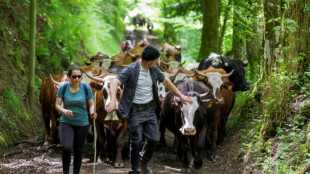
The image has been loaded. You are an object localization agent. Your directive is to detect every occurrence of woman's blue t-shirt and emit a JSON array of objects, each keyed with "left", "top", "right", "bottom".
[{"left": 56, "top": 82, "right": 93, "bottom": 126}]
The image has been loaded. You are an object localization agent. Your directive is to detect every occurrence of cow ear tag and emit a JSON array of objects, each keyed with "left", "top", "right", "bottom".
[{"left": 202, "top": 99, "right": 212, "bottom": 108}]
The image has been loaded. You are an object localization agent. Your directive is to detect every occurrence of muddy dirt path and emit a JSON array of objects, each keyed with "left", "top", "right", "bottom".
[
  {"left": 0, "top": 129, "right": 244, "bottom": 174},
  {"left": 0, "top": 28, "right": 244, "bottom": 174}
]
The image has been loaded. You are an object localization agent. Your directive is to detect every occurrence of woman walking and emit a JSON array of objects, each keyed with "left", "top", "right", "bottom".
[{"left": 55, "top": 65, "right": 97, "bottom": 174}]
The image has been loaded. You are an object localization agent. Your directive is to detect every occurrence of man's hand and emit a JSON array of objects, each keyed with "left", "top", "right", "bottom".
[
  {"left": 106, "top": 100, "right": 116, "bottom": 113},
  {"left": 180, "top": 95, "right": 193, "bottom": 105}
]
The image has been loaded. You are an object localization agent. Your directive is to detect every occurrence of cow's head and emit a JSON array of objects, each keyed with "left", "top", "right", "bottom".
[
  {"left": 161, "top": 60, "right": 185, "bottom": 70},
  {"left": 92, "top": 59, "right": 119, "bottom": 70},
  {"left": 84, "top": 70, "right": 122, "bottom": 113},
  {"left": 196, "top": 70, "right": 234, "bottom": 103},
  {"left": 230, "top": 59, "right": 250, "bottom": 91},
  {"left": 173, "top": 91, "right": 213, "bottom": 136}
]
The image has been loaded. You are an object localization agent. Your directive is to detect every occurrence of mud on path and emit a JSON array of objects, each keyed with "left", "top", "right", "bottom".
[{"left": 0, "top": 127, "right": 244, "bottom": 174}]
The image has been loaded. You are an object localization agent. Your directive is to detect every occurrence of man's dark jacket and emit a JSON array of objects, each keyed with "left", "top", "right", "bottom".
[{"left": 116, "top": 61, "right": 165, "bottom": 118}]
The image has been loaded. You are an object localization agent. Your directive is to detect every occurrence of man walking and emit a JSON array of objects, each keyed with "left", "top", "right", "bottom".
[{"left": 106, "top": 45, "right": 192, "bottom": 174}]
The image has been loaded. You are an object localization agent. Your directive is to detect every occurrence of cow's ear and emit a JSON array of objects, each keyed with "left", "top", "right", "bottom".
[
  {"left": 90, "top": 82, "right": 103, "bottom": 90},
  {"left": 201, "top": 99, "right": 213, "bottom": 109},
  {"left": 222, "top": 82, "right": 234, "bottom": 90},
  {"left": 173, "top": 96, "right": 180, "bottom": 106}
]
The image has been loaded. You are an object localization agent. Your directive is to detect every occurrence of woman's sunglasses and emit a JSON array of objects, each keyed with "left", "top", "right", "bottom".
[{"left": 71, "top": 75, "right": 82, "bottom": 79}]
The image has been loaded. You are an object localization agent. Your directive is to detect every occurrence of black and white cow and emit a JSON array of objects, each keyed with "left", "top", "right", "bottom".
[
  {"left": 160, "top": 77, "right": 217, "bottom": 172},
  {"left": 198, "top": 53, "right": 250, "bottom": 91}
]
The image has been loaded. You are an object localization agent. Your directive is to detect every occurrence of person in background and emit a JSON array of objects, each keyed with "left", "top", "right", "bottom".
[
  {"left": 174, "top": 45, "right": 182, "bottom": 62},
  {"left": 105, "top": 46, "right": 193, "bottom": 174},
  {"left": 139, "top": 38, "right": 149, "bottom": 47},
  {"left": 55, "top": 65, "right": 97, "bottom": 174},
  {"left": 121, "top": 41, "right": 126, "bottom": 52},
  {"left": 123, "top": 40, "right": 133, "bottom": 53},
  {"left": 126, "top": 32, "right": 136, "bottom": 47}
]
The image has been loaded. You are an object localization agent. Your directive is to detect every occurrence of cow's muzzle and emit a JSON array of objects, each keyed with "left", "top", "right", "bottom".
[{"left": 183, "top": 128, "right": 196, "bottom": 136}]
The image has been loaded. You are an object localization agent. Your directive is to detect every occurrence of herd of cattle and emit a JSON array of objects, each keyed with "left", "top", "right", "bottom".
[{"left": 40, "top": 44, "right": 250, "bottom": 172}]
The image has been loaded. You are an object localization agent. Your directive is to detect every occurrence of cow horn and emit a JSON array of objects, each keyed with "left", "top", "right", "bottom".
[
  {"left": 199, "top": 91, "right": 210, "bottom": 98},
  {"left": 111, "top": 59, "right": 119, "bottom": 62},
  {"left": 169, "top": 68, "right": 180, "bottom": 78},
  {"left": 128, "top": 51, "right": 139, "bottom": 58},
  {"left": 243, "top": 60, "right": 248, "bottom": 66},
  {"left": 50, "top": 74, "right": 60, "bottom": 85},
  {"left": 161, "top": 61, "right": 169, "bottom": 65},
  {"left": 222, "top": 70, "right": 234, "bottom": 78},
  {"left": 196, "top": 70, "right": 207, "bottom": 77},
  {"left": 83, "top": 69, "right": 104, "bottom": 82},
  {"left": 186, "top": 72, "right": 196, "bottom": 77}
]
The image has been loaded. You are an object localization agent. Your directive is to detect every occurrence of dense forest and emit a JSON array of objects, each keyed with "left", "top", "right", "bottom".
[{"left": 0, "top": 0, "right": 309, "bottom": 173}]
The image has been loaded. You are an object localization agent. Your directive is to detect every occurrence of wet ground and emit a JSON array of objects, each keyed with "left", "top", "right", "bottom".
[{"left": 0, "top": 129, "right": 244, "bottom": 174}]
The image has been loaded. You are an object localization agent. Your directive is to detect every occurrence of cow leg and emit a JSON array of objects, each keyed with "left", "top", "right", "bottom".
[
  {"left": 42, "top": 113, "right": 50, "bottom": 147},
  {"left": 158, "top": 119, "right": 167, "bottom": 148},
  {"left": 193, "top": 125, "right": 207, "bottom": 169},
  {"left": 114, "top": 121, "right": 127, "bottom": 168},
  {"left": 179, "top": 135, "right": 190, "bottom": 171},
  {"left": 105, "top": 131, "right": 115, "bottom": 162},
  {"left": 210, "top": 128, "right": 219, "bottom": 162},
  {"left": 96, "top": 122, "right": 106, "bottom": 163},
  {"left": 50, "top": 111, "right": 60, "bottom": 145}
]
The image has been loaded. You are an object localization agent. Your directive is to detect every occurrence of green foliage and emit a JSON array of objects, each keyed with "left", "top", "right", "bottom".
[
  {"left": 36, "top": 0, "right": 125, "bottom": 71},
  {"left": 0, "top": 88, "right": 36, "bottom": 147}
]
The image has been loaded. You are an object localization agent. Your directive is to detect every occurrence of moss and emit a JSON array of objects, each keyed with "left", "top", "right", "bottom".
[
  {"left": 300, "top": 101, "right": 310, "bottom": 119},
  {"left": 264, "top": 139, "right": 273, "bottom": 153}
]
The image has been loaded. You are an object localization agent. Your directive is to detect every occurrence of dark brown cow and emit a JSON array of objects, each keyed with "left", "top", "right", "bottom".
[
  {"left": 40, "top": 72, "right": 68, "bottom": 146},
  {"left": 84, "top": 71, "right": 128, "bottom": 168},
  {"left": 160, "top": 77, "right": 216, "bottom": 172},
  {"left": 147, "top": 21, "right": 153, "bottom": 34}
]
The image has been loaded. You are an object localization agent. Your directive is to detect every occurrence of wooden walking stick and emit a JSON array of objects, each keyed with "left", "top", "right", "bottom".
[{"left": 93, "top": 91, "right": 97, "bottom": 174}]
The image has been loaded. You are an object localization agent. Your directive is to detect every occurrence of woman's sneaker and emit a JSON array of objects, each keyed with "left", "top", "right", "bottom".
[
  {"left": 141, "top": 167, "right": 153, "bottom": 174},
  {"left": 128, "top": 169, "right": 141, "bottom": 174}
]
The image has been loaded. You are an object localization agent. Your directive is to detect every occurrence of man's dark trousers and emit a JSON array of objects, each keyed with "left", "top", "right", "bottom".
[{"left": 128, "top": 102, "right": 159, "bottom": 171}]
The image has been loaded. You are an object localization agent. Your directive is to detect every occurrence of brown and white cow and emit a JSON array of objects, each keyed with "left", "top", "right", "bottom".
[
  {"left": 160, "top": 77, "right": 216, "bottom": 172},
  {"left": 84, "top": 71, "right": 127, "bottom": 168},
  {"left": 86, "top": 52, "right": 119, "bottom": 70},
  {"left": 196, "top": 67, "right": 235, "bottom": 144}
]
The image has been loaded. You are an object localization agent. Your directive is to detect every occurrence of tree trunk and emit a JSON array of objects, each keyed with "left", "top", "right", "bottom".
[
  {"left": 198, "top": 0, "right": 220, "bottom": 61},
  {"left": 114, "top": 0, "right": 119, "bottom": 31},
  {"left": 219, "top": 0, "right": 232, "bottom": 53},
  {"left": 282, "top": 0, "right": 310, "bottom": 73},
  {"left": 28, "top": 0, "right": 36, "bottom": 110},
  {"left": 245, "top": 0, "right": 264, "bottom": 79},
  {"left": 263, "top": 0, "right": 281, "bottom": 76}
]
